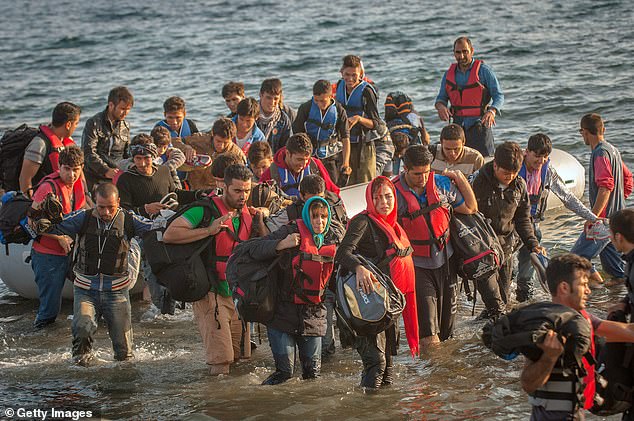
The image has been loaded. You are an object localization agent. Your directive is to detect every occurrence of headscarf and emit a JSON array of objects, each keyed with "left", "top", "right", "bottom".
[
  {"left": 130, "top": 143, "right": 158, "bottom": 158},
  {"left": 301, "top": 196, "right": 331, "bottom": 249},
  {"left": 363, "top": 176, "right": 419, "bottom": 356}
]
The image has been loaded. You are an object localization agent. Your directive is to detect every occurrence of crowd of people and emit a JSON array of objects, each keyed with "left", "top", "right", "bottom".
[{"left": 3, "top": 35, "right": 634, "bottom": 420}]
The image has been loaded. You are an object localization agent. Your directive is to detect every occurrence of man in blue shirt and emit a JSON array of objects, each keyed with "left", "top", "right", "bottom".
[
  {"left": 394, "top": 145, "right": 478, "bottom": 346},
  {"left": 435, "top": 36, "right": 504, "bottom": 157}
]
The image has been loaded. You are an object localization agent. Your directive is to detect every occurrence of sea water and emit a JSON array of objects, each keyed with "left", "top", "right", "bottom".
[{"left": 0, "top": 0, "right": 633, "bottom": 419}]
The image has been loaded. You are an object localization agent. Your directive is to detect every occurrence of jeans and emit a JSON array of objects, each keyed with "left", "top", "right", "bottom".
[
  {"left": 31, "top": 249, "right": 71, "bottom": 324},
  {"left": 570, "top": 230, "right": 625, "bottom": 279},
  {"left": 72, "top": 286, "right": 133, "bottom": 361},
  {"left": 267, "top": 326, "right": 321, "bottom": 379},
  {"left": 517, "top": 222, "right": 542, "bottom": 301},
  {"left": 142, "top": 254, "right": 175, "bottom": 315},
  {"left": 464, "top": 120, "right": 495, "bottom": 157},
  {"left": 321, "top": 289, "right": 336, "bottom": 356}
]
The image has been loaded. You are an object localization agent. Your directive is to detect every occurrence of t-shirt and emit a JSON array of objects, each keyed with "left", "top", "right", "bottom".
[{"left": 24, "top": 135, "right": 48, "bottom": 164}]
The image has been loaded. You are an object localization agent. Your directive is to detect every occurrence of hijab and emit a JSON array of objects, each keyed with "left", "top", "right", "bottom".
[{"left": 301, "top": 196, "right": 331, "bottom": 249}]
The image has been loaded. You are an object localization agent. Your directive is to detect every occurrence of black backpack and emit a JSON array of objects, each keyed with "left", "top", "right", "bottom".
[
  {"left": 142, "top": 199, "right": 219, "bottom": 302},
  {"left": 591, "top": 310, "right": 634, "bottom": 416},
  {"left": 335, "top": 255, "right": 405, "bottom": 337},
  {"left": 482, "top": 302, "right": 592, "bottom": 372},
  {"left": 450, "top": 211, "right": 504, "bottom": 281},
  {"left": 0, "top": 191, "right": 39, "bottom": 250},
  {"left": 384, "top": 91, "right": 423, "bottom": 144},
  {"left": 0, "top": 124, "right": 41, "bottom": 192},
  {"left": 0, "top": 177, "right": 62, "bottom": 253},
  {"left": 226, "top": 238, "right": 281, "bottom": 323}
]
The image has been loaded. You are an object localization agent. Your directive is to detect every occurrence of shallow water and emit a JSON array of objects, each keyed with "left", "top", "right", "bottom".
[
  {"left": 0, "top": 209, "right": 627, "bottom": 420},
  {"left": 1, "top": 0, "right": 633, "bottom": 419}
]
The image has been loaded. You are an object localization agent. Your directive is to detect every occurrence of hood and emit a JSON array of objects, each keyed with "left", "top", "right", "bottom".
[{"left": 273, "top": 146, "right": 290, "bottom": 170}]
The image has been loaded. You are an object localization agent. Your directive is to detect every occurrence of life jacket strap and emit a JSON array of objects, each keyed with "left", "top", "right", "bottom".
[{"left": 404, "top": 202, "right": 441, "bottom": 220}]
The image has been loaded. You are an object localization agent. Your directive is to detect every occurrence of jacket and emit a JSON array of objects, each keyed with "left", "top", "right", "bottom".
[
  {"left": 471, "top": 161, "right": 538, "bottom": 254},
  {"left": 260, "top": 147, "right": 340, "bottom": 197},
  {"left": 81, "top": 108, "right": 130, "bottom": 187},
  {"left": 241, "top": 223, "right": 338, "bottom": 336}
]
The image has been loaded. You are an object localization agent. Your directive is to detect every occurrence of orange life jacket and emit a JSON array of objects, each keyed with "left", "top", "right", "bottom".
[
  {"left": 445, "top": 59, "right": 489, "bottom": 118},
  {"left": 291, "top": 219, "right": 336, "bottom": 305},
  {"left": 393, "top": 173, "right": 451, "bottom": 257},
  {"left": 210, "top": 195, "right": 252, "bottom": 280},
  {"left": 581, "top": 309, "right": 596, "bottom": 410},
  {"left": 39, "top": 125, "right": 76, "bottom": 172},
  {"left": 35, "top": 172, "right": 86, "bottom": 253}
]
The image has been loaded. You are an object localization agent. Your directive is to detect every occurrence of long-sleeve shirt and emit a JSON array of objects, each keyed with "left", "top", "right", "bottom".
[
  {"left": 590, "top": 141, "right": 633, "bottom": 218},
  {"left": 52, "top": 209, "right": 152, "bottom": 291},
  {"left": 435, "top": 59, "right": 504, "bottom": 130},
  {"left": 545, "top": 163, "right": 597, "bottom": 222}
]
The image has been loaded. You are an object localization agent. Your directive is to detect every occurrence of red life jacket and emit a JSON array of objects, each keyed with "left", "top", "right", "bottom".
[
  {"left": 393, "top": 173, "right": 451, "bottom": 258},
  {"left": 210, "top": 195, "right": 252, "bottom": 281},
  {"left": 35, "top": 172, "right": 86, "bottom": 254},
  {"left": 291, "top": 219, "right": 336, "bottom": 305},
  {"left": 581, "top": 309, "right": 596, "bottom": 410},
  {"left": 445, "top": 59, "right": 489, "bottom": 118},
  {"left": 39, "top": 125, "right": 76, "bottom": 172}
]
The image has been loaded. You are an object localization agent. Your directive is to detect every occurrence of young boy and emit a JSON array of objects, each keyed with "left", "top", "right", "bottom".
[
  {"left": 334, "top": 55, "right": 383, "bottom": 185},
  {"left": 256, "top": 78, "right": 292, "bottom": 153},
  {"left": 177, "top": 118, "right": 245, "bottom": 190},
  {"left": 150, "top": 126, "right": 186, "bottom": 188},
  {"left": 222, "top": 81, "right": 245, "bottom": 118},
  {"left": 155, "top": 96, "right": 199, "bottom": 138},
  {"left": 293, "top": 79, "right": 351, "bottom": 185},
  {"left": 233, "top": 98, "right": 266, "bottom": 155},
  {"left": 247, "top": 141, "right": 273, "bottom": 182}
]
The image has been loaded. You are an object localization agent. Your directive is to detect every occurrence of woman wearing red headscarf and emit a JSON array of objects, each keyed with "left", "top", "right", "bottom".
[{"left": 335, "top": 176, "right": 418, "bottom": 388}]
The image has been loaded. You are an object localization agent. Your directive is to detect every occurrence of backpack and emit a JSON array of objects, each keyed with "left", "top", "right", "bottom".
[
  {"left": 335, "top": 255, "right": 405, "bottom": 337},
  {"left": 482, "top": 302, "right": 592, "bottom": 371},
  {"left": 0, "top": 178, "right": 63, "bottom": 252},
  {"left": 0, "top": 191, "right": 39, "bottom": 250},
  {"left": 449, "top": 211, "right": 504, "bottom": 281},
  {"left": 226, "top": 238, "right": 281, "bottom": 323},
  {"left": 384, "top": 91, "right": 423, "bottom": 144},
  {"left": 142, "top": 199, "right": 219, "bottom": 302},
  {"left": 0, "top": 124, "right": 41, "bottom": 192},
  {"left": 590, "top": 310, "right": 634, "bottom": 416}
]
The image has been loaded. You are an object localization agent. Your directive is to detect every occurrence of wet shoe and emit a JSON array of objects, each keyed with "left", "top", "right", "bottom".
[
  {"left": 73, "top": 353, "right": 94, "bottom": 367},
  {"left": 250, "top": 340, "right": 258, "bottom": 352},
  {"left": 261, "top": 371, "right": 292, "bottom": 385},
  {"left": 33, "top": 318, "right": 55, "bottom": 330},
  {"left": 476, "top": 309, "right": 503, "bottom": 322}
]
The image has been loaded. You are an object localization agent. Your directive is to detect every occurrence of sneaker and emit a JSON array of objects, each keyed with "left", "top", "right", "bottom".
[
  {"left": 261, "top": 371, "right": 292, "bottom": 385},
  {"left": 33, "top": 318, "right": 55, "bottom": 330}
]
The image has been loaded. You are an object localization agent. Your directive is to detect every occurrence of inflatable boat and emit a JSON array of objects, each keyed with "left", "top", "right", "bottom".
[
  {"left": 0, "top": 148, "right": 585, "bottom": 300},
  {"left": 338, "top": 148, "right": 586, "bottom": 218}
]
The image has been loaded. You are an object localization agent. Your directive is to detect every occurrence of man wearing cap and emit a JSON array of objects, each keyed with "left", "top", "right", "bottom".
[{"left": 116, "top": 134, "right": 204, "bottom": 314}]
